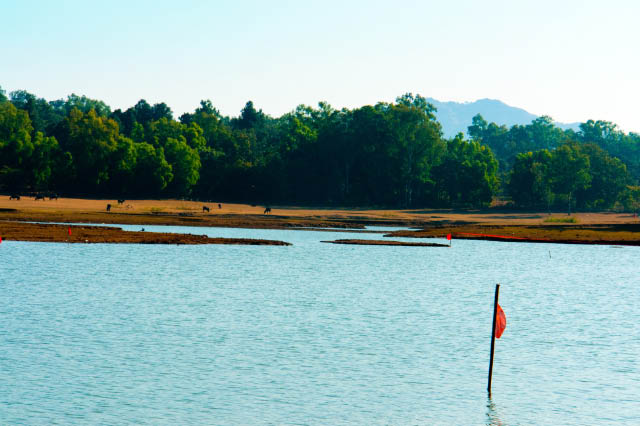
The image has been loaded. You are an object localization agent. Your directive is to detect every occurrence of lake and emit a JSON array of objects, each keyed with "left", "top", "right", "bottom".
[{"left": 1, "top": 225, "right": 638, "bottom": 425}]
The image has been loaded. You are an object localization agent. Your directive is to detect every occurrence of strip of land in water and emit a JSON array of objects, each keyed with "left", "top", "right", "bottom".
[
  {"left": 0, "top": 195, "right": 639, "bottom": 245},
  {"left": 322, "top": 239, "right": 449, "bottom": 247},
  {"left": 0, "top": 221, "right": 291, "bottom": 245},
  {"left": 385, "top": 224, "right": 640, "bottom": 246}
]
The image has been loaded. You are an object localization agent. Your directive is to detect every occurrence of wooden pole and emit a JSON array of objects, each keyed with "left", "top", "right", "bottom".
[{"left": 487, "top": 283, "right": 500, "bottom": 394}]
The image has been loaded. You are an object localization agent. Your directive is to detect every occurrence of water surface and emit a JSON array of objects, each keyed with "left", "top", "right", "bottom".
[{"left": 1, "top": 226, "right": 638, "bottom": 425}]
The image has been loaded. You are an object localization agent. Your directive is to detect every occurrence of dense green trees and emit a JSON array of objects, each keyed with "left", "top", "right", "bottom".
[
  {"left": 468, "top": 114, "right": 568, "bottom": 171},
  {"left": 508, "top": 142, "right": 630, "bottom": 211},
  {"left": 1, "top": 86, "right": 638, "bottom": 210},
  {"left": 433, "top": 135, "right": 498, "bottom": 207},
  {"left": 472, "top": 114, "right": 639, "bottom": 210},
  {"left": 0, "top": 101, "right": 63, "bottom": 190},
  {"left": 508, "top": 150, "right": 553, "bottom": 209}
]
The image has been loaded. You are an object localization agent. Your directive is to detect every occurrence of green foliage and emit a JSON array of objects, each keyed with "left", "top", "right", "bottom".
[
  {"left": 0, "top": 101, "right": 66, "bottom": 191},
  {"left": 549, "top": 142, "right": 591, "bottom": 212},
  {"left": 386, "top": 100, "right": 444, "bottom": 206},
  {"left": 578, "top": 120, "right": 640, "bottom": 181},
  {"left": 574, "top": 144, "right": 628, "bottom": 209},
  {"left": 617, "top": 186, "right": 640, "bottom": 212},
  {"left": 468, "top": 113, "right": 567, "bottom": 171},
  {"left": 164, "top": 137, "right": 201, "bottom": 195},
  {"left": 2, "top": 85, "right": 638, "bottom": 211},
  {"left": 508, "top": 150, "right": 553, "bottom": 209},
  {"left": 53, "top": 108, "right": 121, "bottom": 192},
  {"left": 62, "top": 94, "right": 111, "bottom": 117},
  {"left": 508, "top": 142, "right": 630, "bottom": 210},
  {"left": 543, "top": 216, "right": 579, "bottom": 223},
  {"left": 132, "top": 143, "right": 173, "bottom": 195},
  {"left": 433, "top": 135, "right": 499, "bottom": 207},
  {"left": 233, "top": 101, "right": 263, "bottom": 130},
  {"left": 0, "top": 102, "right": 35, "bottom": 189}
]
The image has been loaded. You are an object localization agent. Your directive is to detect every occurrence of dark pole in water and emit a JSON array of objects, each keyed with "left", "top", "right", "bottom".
[{"left": 488, "top": 284, "right": 500, "bottom": 395}]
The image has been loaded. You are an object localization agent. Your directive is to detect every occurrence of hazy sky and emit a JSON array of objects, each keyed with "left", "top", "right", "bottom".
[{"left": 2, "top": 0, "right": 638, "bottom": 132}]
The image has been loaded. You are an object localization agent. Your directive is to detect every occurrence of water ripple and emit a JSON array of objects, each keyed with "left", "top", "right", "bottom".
[{"left": 1, "top": 229, "right": 639, "bottom": 425}]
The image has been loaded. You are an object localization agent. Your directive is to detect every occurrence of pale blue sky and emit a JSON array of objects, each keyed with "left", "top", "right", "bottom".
[{"left": 2, "top": 0, "right": 638, "bottom": 132}]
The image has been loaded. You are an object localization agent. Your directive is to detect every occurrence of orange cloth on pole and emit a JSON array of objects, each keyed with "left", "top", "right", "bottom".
[
  {"left": 495, "top": 303, "right": 506, "bottom": 338},
  {"left": 446, "top": 233, "right": 452, "bottom": 240}
]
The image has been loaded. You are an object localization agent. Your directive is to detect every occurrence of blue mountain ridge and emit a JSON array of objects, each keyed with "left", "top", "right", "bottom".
[{"left": 426, "top": 97, "right": 580, "bottom": 138}]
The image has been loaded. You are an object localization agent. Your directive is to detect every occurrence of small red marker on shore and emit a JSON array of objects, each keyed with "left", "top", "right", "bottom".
[{"left": 68, "top": 226, "right": 72, "bottom": 236}]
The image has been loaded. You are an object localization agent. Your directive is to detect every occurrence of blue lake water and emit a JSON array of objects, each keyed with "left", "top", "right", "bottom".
[{"left": 1, "top": 226, "right": 639, "bottom": 425}]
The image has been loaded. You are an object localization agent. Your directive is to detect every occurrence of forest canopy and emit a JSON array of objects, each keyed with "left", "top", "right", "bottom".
[{"left": 1, "top": 85, "right": 639, "bottom": 211}]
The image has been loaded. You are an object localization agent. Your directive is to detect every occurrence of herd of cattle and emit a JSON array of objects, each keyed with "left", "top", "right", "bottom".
[
  {"left": 8, "top": 192, "right": 58, "bottom": 201},
  {"left": 8, "top": 194, "right": 273, "bottom": 215}
]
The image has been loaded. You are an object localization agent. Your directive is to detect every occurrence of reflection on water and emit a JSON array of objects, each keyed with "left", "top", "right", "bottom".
[
  {"left": 1, "top": 225, "right": 639, "bottom": 425},
  {"left": 487, "top": 397, "right": 505, "bottom": 426}
]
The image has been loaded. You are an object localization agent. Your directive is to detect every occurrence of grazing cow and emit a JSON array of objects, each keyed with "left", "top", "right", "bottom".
[
  {"left": 9, "top": 194, "right": 20, "bottom": 200},
  {"left": 106, "top": 203, "right": 111, "bottom": 212},
  {"left": 263, "top": 207, "right": 271, "bottom": 214},
  {"left": 218, "top": 203, "right": 222, "bottom": 209},
  {"left": 203, "top": 206, "right": 210, "bottom": 212},
  {"left": 34, "top": 194, "right": 45, "bottom": 200},
  {"left": 117, "top": 199, "right": 125, "bottom": 204}
]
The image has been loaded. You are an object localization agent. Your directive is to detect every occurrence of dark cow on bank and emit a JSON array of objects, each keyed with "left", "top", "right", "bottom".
[
  {"left": 218, "top": 203, "right": 222, "bottom": 209},
  {"left": 106, "top": 204, "right": 112, "bottom": 212},
  {"left": 203, "top": 206, "right": 210, "bottom": 212},
  {"left": 263, "top": 207, "right": 271, "bottom": 214},
  {"left": 9, "top": 194, "right": 20, "bottom": 200},
  {"left": 34, "top": 194, "right": 45, "bottom": 200},
  {"left": 117, "top": 199, "right": 125, "bottom": 204}
]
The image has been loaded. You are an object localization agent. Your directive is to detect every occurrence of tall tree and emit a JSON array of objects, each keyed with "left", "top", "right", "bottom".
[
  {"left": 575, "top": 144, "right": 628, "bottom": 209},
  {"left": 508, "top": 150, "right": 553, "bottom": 209},
  {"left": 52, "top": 108, "right": 121, "bottom": 193},
  {"left": 164, "top": 137, "right": 201, "bottom": 195},
  {"left": 131, "top": 143, "right": 173, "bottom": 195},
  {"left": 234, "top": 101, "right": 263, "bottom": 130},
  {"left": 550, "top": 143, "right": 591, "bottom": 214},
  {"left": 433, "top": 135, "right": 499, "bottom": 207}
]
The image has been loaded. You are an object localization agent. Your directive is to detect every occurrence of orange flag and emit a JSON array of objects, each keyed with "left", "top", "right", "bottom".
[
  {"left": 446, "top": 233, "right": 452, "bottom": 240},
  {"left": 495, "top": 303, "right": 506, "bottom": 338},
  {"left": 68, "top": 226, "right": 72, "bottom": 236}
]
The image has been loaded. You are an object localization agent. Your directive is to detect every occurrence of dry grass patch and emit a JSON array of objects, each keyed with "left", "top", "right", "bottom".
[
  {"left": 176, "top": 204, "right": 198, "bottom": 211},
  {"left": 544, "top": 216, "right": 579, "bottom": 223}
]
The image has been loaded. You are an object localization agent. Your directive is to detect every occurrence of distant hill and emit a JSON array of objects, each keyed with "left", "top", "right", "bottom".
[{"left": 426, "top": 98, "right": 581, "bottom": 138}]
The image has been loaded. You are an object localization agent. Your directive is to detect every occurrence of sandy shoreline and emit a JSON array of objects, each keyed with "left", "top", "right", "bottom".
[{"left": 1, "top": 195, "right": 639, "bottom": 245}]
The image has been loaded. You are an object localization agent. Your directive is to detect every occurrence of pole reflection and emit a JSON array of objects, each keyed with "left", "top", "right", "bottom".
[{"left": 486, "top": 396, "right": 506, "bottom": 426}]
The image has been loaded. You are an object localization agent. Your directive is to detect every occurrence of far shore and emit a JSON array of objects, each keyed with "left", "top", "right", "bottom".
[{"left": 1, "top": 195, "right": 639, "bottom": 245}]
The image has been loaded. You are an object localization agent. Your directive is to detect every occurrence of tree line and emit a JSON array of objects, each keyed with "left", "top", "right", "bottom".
[
  {"left": 1, "top": 85, "right": 639, "bottom": 211},
  {"left": 469, "top": 114, "right": 640, "bottom": 211}
]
